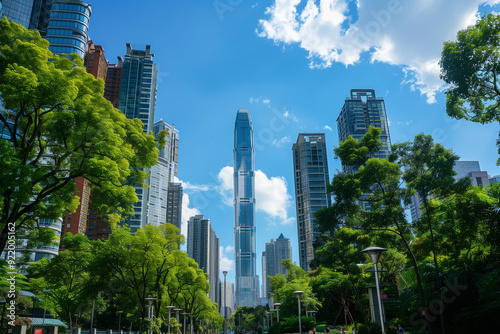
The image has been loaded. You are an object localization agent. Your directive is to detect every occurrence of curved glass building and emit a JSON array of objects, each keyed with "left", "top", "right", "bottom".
[
  {"left": 45, "top": 0, "right": 91, "bottom": 59},
  {"left": 233, "top": 109, "right": 257, "bottom": 307}
]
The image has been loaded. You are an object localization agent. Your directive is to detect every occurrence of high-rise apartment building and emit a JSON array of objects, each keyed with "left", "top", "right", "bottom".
[
  {"left": 187, "top": 215, "right": 220, "bottom": 306},
  {"left": 119, "top": 44, "right": 158, "bottom": 233},
  {"left": 45, "top": 0, "right": 91, "bottom": 59},
  {"left": 104, "top": 57, "right": 123, "bottom": 109},
  {"left": 262, "top": 233, "right": 292, "bottom": 297},
  {"left": 166, "top": 182, "right": 183, "bottom": 230},
  {"left": 233, "top": 109, "right": 257, "bottom": 307},
  {"left": 85, "top": 41, "right": 107, "bottom": 80},
  {"left": 61, "top": 176, "right": 90, "bottom": 236},
  {"left": 337, "top": 89, "right": 391, "bottom": 174},
  {"left": 292, "top": 134, "right": 331, "bottom": 271}
]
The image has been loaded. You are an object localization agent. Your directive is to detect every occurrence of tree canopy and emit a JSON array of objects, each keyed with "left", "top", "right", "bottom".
[{"left": 0, "top": 18, "right": 164, "bottom": 253}]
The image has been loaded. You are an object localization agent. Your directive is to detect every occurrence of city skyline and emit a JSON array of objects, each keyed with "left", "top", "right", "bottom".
[{"left": 3, "top": 1, "right": 500, "bottom": 292}]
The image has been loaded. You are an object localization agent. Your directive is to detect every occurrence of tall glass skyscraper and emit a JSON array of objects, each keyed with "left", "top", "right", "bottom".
[
  {"left": 119, "top": 44, "right": 158, "bottom": 233},
  {"left": 45, "top": 0, "right": 91, "bottom": 59},
  {"left": 292, "top": 134, "right": 331, "bottom": 271},
  {"left": 233, "top": 109, "right": 257, "bottom": 307}
]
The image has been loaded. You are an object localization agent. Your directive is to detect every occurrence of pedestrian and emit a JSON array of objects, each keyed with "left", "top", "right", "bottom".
[
  {"left": 352, "top": 327, "right": 357, "bottom": 334},
  {"left": 397, "top": 324, "right": 405, "bottom": 334},
  {"left": 324, "top": 326, "right": 330, "bottom": 334},
  {"left": 312, "top": 327, "right": 316, "bottom": 334}
]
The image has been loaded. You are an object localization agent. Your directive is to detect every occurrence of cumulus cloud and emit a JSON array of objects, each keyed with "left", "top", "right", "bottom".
[
  {"left": 283, "top": 110, "right": 299, "bottom": 122},
  {"left": 217, "top": 166, "right": 294, "bottom": 224},
  {"left": 324, "top": 125, "right": 333, "bottom": 131},
  {"left": 257, "top": 0, "right": 499, "bottom": 103},
  {"left": 220, "top": 245, "right": 235, "bottom": 271}
]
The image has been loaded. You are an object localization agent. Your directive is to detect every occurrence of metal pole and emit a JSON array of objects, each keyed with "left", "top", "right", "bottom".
[
  {"left": 374, "top": 263, "right": 386, "bottom": 334},
  {"left": 118, "top": 311, "right": 122, "bottom": 332},
  {"left": 190, "top": 315, "right": 193, "bottom": 334},
  {"left": 298, "top": 296, "right": 302, "bottom": 334},
  {"left": 168, "top": 308, "right": 172, "bottom": 334},
  {"left": 183, "top": 314, "right": 187, "bottom": 334},
  {"left": 90, "top": 299, "right": 95, "bottom": 329},
  {"left": 223, "top": 271, "right": 227, "bottom": 334}
]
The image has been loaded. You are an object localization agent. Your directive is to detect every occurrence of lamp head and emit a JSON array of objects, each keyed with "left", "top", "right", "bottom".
[
  {"left": 223, "top": 271, "right": 228, "bottom": 276},
  {"left": 361, "top": 246, "right": 388, "bottom": 264}
]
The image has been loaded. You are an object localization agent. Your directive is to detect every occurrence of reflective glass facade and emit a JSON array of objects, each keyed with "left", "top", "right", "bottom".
[
  {"left": 148, "top": 120, "right": 179, "bottom": 226},
  {"left": 45, "top": 0, "right": 91, "bottom": 59},
  {"left": 233, "top": 109, "right": 257, "bottom": 307},
  {"left": 1, "top": 0, "right": 35, "bottom": 27},
  {"left": 292, "top": 134, "right": 331, "bottom": 271}
]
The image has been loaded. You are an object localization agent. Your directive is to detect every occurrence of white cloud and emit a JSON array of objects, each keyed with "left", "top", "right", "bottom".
[
  {"left": 263, "top": 98, "right": 271, "bottom": 104},
  {"left": 217, "top": 166, "right": 294, "bottom": 224},
  {"left": 218, "top": 166, "right": 234, "bottom": 206},
  {"left": 258, "top": 0, "right": 498, "bottom": 103},
  {"left": 220, "top": 245, "right": 235, "bottom": 271},
  {"left": 272, "top": 136, "right": 291, "bottom": 147},
  {"left": 283, "top": 110, "right": 299, "bottom": 122},
  {"left": 181, "top": 192, "right": 201, "bottom": 241},
  {"left": 324, "top": 125, "right": 333, "bottom": 131}
]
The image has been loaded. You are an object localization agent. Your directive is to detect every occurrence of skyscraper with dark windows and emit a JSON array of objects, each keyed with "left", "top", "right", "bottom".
[
  {"left": 292, "top": 134, "right": 331, "bottom": 271},
  {"left": 337, "top": 89, "right": 391, "bottom": 174},
  {"left": 233, "top": 109, "right": 257, "bottom": 307},
  {"left": 119, "top": 44, "right": 158, "bottom": 233},
  {"left": 187, "top": 215, "right": 220, "bottom": 306}
]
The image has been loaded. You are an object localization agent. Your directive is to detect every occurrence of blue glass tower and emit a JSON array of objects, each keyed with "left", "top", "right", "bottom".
[{"left": 233, "top": 109, "right": 257, "bottom": 307}]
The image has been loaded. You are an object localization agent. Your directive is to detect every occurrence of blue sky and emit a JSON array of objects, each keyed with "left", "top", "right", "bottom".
[{"left": 90, "top": 0, "right": 500, "bottom": 289}]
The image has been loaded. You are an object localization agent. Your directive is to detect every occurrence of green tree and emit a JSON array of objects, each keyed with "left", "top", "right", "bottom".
[
  {"left": 28, "top": 233, "right": 94, "bottom": 328},
  {"left": 440, "top": 14, "right": 500, "bottom": 161},
  {"left": 0, "top": 18, "right": 163, "bottom": 253}
]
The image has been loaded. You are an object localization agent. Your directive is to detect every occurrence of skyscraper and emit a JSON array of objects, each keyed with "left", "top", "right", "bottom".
[
  {"left": 45, "top": 0, "right": 91, "bottom": 59},
  {"left": 119, "top": 44, "right": 158, "bottom": 233},
  {"left": 262, "top": 233, "right": 292, "bottom": 298},
  {"left": 187, "top": 215, "right": 220, "bottom": 306},
  {"left": 233, "top": 109, "right": 257, "bottom": 307},
  {"left": 166, "top": 182, "right": 183, "bottom": 230},
  {"left": 337, "top": 89, "right": 391, "bottom": 174},
  {"left": 292, "top": 134, "right": 331, "bottom": 271},
  {"left": 148, "top": 120, "right": 179, "bottom": 226}
]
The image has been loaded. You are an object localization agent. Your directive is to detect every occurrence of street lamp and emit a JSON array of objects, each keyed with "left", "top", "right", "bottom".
[
  {"left": 166, "top": 306, "right": 175, "bottom": 334},
  {"left": 117, "top": 311, "right": 123, "bottom": 332},
  {"left": 274, "top": 303, "right": 282, "bottom": 322},
  {"left": 361, "top": 247, "right": 387, "bottom": 334},
  {"left": 223, "top": 271, "right": 227, "bottom": 334},
  {"left": 145, "top": 296, "right": 157, "bottom": 334},
  {"left": 294, "top": 291, "right": 304, "bottom": 334},
  {"left": 182, "top": 313, "right": 189, "bottom": 334},
  {"left": 190, "top": 314, "right": 194, "bottom": 334},
  {"left": 174, "top": 308, "right": 182, "bottom": 324}
]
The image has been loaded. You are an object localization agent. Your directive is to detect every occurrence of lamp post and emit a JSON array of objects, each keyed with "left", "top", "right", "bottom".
[
  {"left": 274, "top": 303, "right": 282, "bottom": 322},
  {"left": 145, "top": 296, "right": 157, "bottom": 334},
  {"left": 174, "top": 308, "right": 182, "bottom": 324},
  {"left": 74, "top": 314, "right": 79, "bottom": 328},
  {"left": 117, "top": 311, "right": 123, "bottom": 333},
  {"left": 361, "top": 247, "right": 387, "bottom": 334},
  {"left": 223, "top": 271, "right": 227, "bottom": 334},
  {"left": 182, "top": 313, "right": 189, "bottom": 334},
  {"left": 167, "top": 306, "right": 175, "bottom": 334},
  {"left": 294, "top": 291, "right": 304, "bottom": 334},
  {"left": 190, "top": 314, "right": 194, "bottom": 334}
]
